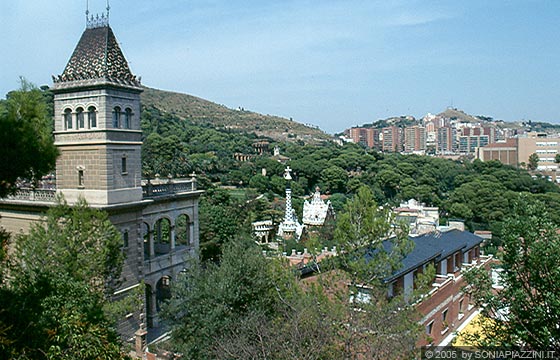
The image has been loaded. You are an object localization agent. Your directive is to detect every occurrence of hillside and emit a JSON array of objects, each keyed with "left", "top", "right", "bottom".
[
  {"left": 437, "top": 108, "right": 481, "bottom": 123},
  {"left": 141, "top": 87, "right": 331, "bottom": 143}
]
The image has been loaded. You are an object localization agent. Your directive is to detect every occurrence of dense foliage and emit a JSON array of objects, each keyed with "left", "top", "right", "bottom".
[
  {"left": 464, "top": 195, "right": 560, "bottom": 350},
  {"left": 0, "top": 198, "right": 128, "bottom": 359},
  {"left": 0, "top": 79, "right": 58, "bottom": 197},
  {"left": 165, "top": 189, "right": 427, "bottom": 359}
]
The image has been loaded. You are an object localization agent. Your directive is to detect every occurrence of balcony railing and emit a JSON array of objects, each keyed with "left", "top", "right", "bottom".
[
  {"left": 1, "top": 178, "right": 198, "bottom": 202},
  {"left": 5, "top": 188, "right": 57, "bottom": 202},
  {"left": 142, "top": 179, "right": 197, "bottom": 198}
]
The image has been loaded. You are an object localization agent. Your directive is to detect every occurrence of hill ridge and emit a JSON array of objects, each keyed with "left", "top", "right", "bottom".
[{"left": 141, "top": 86, "right": 331, "bottom": 143}]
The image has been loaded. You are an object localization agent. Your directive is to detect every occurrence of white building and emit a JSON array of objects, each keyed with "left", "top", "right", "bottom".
[
  {"left": 302, "top": 187, "right": 334, "bottom": 226},
  {"left": 394, "top": 199, "right": 439, "bottom": 235}
]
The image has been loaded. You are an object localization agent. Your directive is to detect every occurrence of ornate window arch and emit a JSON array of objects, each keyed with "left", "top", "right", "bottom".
[
  {"left": 124, "top": 107, "right": 133, "bottom": 129},
  {"left": 112, "top": 106, "right": 121, "bottom": 128},
  {"left": 76, "top": 107, "right": 85, "bottom": 129},
  {"left": 88, "top": 106, "right": 97, "bottom": 128},
  {"left": 64, "top": 108, "right": 72, "bottom": 130}
]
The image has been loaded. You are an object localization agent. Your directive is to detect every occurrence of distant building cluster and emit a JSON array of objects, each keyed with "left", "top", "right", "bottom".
[
  {"left": 342, "top": 112, "right": 560, "bottom": 179},
  {"left": 343, "top": 112, "right": 501, "bottom": 155}
]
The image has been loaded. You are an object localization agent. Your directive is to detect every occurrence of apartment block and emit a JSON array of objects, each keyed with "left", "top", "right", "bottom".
[
  {"left": 348, "top": 127, "right": 380, "bottom": 149},
  {"left": 404, "top": 126, "right": 427, "bottom": 153},
  {"left": 458, "top": 135, "right": 489, "bottom": 154},
  {"left": 382, "top": 126, "right": 403, "bottom": 152},
  {"left": 436, "top": 126, "right": 456, "bottom": 154}
]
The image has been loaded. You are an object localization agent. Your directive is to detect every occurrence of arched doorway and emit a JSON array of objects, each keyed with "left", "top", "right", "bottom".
[
  {"left": 156, "top": 275, "right": 172, "bottom": 312},
  {"left": 142, "top": 222, "right": 150, "bottom": 260},
  {"left": 175, "top": 214, "right": 191, "bottom": 247},
  {"left": 154, "top": 218, "right": 172, "bottom": 255}
]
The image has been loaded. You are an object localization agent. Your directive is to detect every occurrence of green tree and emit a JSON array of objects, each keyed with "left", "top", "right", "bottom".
[
  {"left": 199, "top": 188, "right": 243, "bottom": 260},
  {"left": 332, "top": 186, "right": 422, "bottom": 358},
  {"left": 165, "top": 237, "right": 344, "bottom": 360},
  {"left": 0, "top": 79, "right": 58, "bottom": 197},
  {"left": 320, "top": 165, "right": 348, "bottom": 194},
  {"left": 376, "top": 169, "right": 401, "bottom": 199},
  {"left": 528, "top": 152, "right": 539, "bottom": 171},
  {"left": 0, "top": 197, "right": 127, "bottom": 359},
  {"left": 249, "top": 174, "right": 270, "bottom": 192},
  {"left": 464, "top": 195, "right": 560, "bottom": 350},
  {"left": 164, "top": 239, "right": 291, "bottom": 359}
]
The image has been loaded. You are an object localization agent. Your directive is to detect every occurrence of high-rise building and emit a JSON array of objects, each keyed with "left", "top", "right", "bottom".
[
  {"left": 458, "top": 135, "right": 489, "bottom": 154},
  {"left": 436, "top": 126, "right": 455, "bottom": 154},
  {"left": 461, "top": 126, "right": 496, "bottom": 144},
  {"left": 347, "top": 127, "right": 380, "bottom": 149},
  {"left": 404, "top": 126, "right": 427, "bottom": 153},
  {"left": 382, "top": 126, "right": 403, "bottom": 152}
]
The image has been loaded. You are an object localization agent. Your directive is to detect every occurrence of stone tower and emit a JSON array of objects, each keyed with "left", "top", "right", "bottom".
[
  {"left": 52, "top": 18, "right": 143, "bottom": 205},
  {"left": 1, "top": 9, "right": 203, "bottom": 346}
]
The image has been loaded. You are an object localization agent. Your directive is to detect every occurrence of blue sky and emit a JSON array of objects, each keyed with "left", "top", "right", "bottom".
[{"left": 1, "top": 1, "right": 559, "bottom": 133}]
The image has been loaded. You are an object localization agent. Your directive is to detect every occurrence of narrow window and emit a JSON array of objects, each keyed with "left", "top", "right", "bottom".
[
  {"left": 76, "top": 107, "right": 84, "bottom": 129},
  {"left": 426, "top": 321, "right": 433, "bottom": 335},
  {"left": 88, "top": 106, "right": 97, "bottom": 128},
  {"left": 113, "top": 106, "right": 121, "bottom": 128},
  {"left": 442, "top": 309, "right": 448, "bottom": 330},
  {"left": 78, "top": 170, "right": 84, "bottom": 187},
  {"left": 123, "top": 231, "right": 129, "bottom": 248},
  {"left": 121, "top": 157, "right": 127, "bottom": 174},
  {"left": 124, "top": 108, "right": 132, "bottom": 129},
  {"left": 64, "top": 108, "right": 72, "bottom": 130}
]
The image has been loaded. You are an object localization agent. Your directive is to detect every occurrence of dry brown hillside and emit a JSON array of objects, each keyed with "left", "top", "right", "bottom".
[{"left": 141, "top": 86, "right": 331, "bottom": 142}]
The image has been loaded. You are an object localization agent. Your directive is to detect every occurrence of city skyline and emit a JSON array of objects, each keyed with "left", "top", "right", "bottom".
[{"left": 2, "top": 0, "right": 559, "bottom": 133}]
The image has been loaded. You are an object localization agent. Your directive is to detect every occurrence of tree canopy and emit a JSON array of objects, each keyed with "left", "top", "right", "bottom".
[
  {"left": 0, "top": 197, "right": 128, "bottom": 359},
  {"left": 464, "top": 195, "right": 560, "bottom": 350},
  {"left": 164, "top": 188, "right": 427, "bottom": 359},
  {"left": 0, "top": 79, "right": 58, "bottom": 197}
]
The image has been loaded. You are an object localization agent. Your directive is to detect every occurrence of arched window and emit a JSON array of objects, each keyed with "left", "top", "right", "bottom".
[
  {"left": 112, "top": 106, "right": 121, "bottom": 128},
  {"left": 76, "top": 107, "right": 84, "bottom": 129},
  {"left": 124, "top": 108, "right": 132, "bottom": 129},
  {"left": 88, "top": 106, "right": 97, "bottom": 128},
  {"left": 64, "top": 108, "right": 72, "bottom": 130}
]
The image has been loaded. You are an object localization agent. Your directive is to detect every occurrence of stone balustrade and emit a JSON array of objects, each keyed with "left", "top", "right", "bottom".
[
  {"left": 142, "top": 179, "right": 197, "bottom": 198},
  {"left": 6, "top": 188, "right": 57, "bottom": 202},
  {"left": 1, "top": 177, "right": 197, "bottom": 203}
]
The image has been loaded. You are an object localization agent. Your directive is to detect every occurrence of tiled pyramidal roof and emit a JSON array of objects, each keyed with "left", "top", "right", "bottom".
[{"left": 53, "top": 25, "right": 140, "bottom": 87}]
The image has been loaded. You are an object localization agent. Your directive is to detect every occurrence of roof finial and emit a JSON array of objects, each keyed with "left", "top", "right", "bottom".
[
  {"left": 106, "top": 0, "right": 110, "bottom": 24},
  {"left": 86, "top": 0, "right": 110, "bottom": 29}
]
